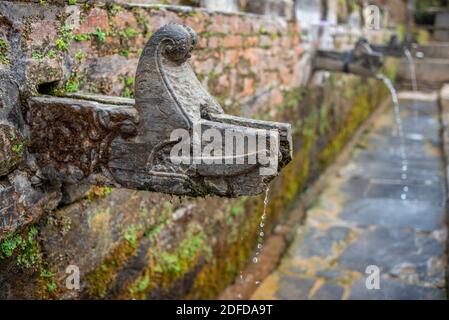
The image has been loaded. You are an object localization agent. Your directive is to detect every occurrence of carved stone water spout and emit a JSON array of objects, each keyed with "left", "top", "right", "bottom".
[
  {"left": 314, "top": 38, "right": 384, "bottom": 77},
  {"left": 25, "top": 24, "right": 293, "bottom": 198},
  {"left": 369, "top": 34, "right": 408, "bottom": 58}
]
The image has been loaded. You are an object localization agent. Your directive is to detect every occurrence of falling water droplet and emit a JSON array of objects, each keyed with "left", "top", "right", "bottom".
[
  {"left": 401, "top": 173, "right": 407, "bottom": 180},
  {"left": 236, "top": 186, "right": 270, "bottom": 299},
  {"left": 403, "top": 186, "right": 409, "bottom": 192},
  {"left": 401, "top": 193, "right": 407, "bottom": 200}
]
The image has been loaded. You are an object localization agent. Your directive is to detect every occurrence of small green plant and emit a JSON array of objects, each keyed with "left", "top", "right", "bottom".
[
  {"left": 65, "top": 78, "right": 79, "bottom": 93},
  {"left": 54, "top": 74, "right": 80, "bottom": 95},
  {"left": 55, "top": 25, "right": 73, "bottom": 52},
  {"left": 74, "top": 33, "right": 91, "bottom": 42},
  {"left": 122, "top": 27, "right": 138, "bottom": 39},
  {"left": 47, "top": 50, "right": 57, "bottom": 59},
  {"left": 93, "top": 28, "right": 107, "bottom": 43},
  {"left": 259, "top": 26, "right": 269, "bottom": 35},
  {"left": 121, "top": 76, "right": 135, "bottom": 98},
  {"left": 47, "top": 282, "right": 57, "bottom": 293},
  {"left": 0, "top": 226, "right": 41, "bottom": 269},
  {"left": 74, "top": 49, "right": 84, "bottom": 62},
  {"left": 32, "top": 51, "right": 44, "bottom": 60},
  {"left": 119, "top": 49, "right": 130, "bottom": 58},
  {"left": 11, "top": 144, "right": 23, "bottom": 154},
  {"left": 40, "top": 270, "right": 55, "bottom": 278},
  {"left": 107, "top": 4, "right": 122, "bottom": 16},
  {"left": 67, "top": 0, "right": 77, "bottom": 4},
  {"left": 55, "top": 39, "right": 67, "bottom": 51}
]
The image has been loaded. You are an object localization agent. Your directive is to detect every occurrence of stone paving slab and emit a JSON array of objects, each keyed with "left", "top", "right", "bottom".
[
  {"left": 252, "top": 95, "right": 447, "bottom": 300},
  {"left": 348, "top": 277, "right": 445, "bottom": 300},
  {"left": 340, "top": 198, "right": 445, "bottom": 231},
  {"left": 341, "top": 178, "right": 444, "bottom": 204}
]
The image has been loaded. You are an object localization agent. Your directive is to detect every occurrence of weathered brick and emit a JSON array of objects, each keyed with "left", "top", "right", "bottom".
[
  {"left": 111, "top": 10, "right": 139, "bottom": 30},
  {"left": 208, "top": 14, "right": 229, "bottom": 34},
  {"left": 224, "top": 35, "right": 241, "bottom": 48},
  {"left": 242, "top": 77, "right": 255, "bottom": 96},
  {"left": 244, "top": 36, "right": 259, "bottom": 47},
  {"left": 224, "top": 50, "right": 240, "bottom": 65},
  {"left": 184, "top": 15, "right": 206, "bottom": 34},
  {"left": 208, "top": 36, "right": 220, "bottom": 49},
  {"left": 29, "top": 20, "right": 59, "bottom": 48},
  {"left": 75, "top": 8, "right": 110, "bottom": 35},
  {"left": 259, "top": 35, "right": 272, "bottom": 48},
  {"left": 269, "top": 88, "right": 284, "bottom": 106}
]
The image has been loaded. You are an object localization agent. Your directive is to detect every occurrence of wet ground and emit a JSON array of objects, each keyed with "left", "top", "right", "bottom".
[{"left": 253, "top": 92, "right": 448, "bottom": 300}]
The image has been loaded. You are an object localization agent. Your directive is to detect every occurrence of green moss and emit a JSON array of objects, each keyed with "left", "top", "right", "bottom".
[
  {"left": 129, "top": 275, "right": 150, "bottom": 294},
  {"left": 127, "top": 228, "right": 211, "bottom": 299},
  {"left": 85, "top": 186, "right": 114, "bottom": 203},
  {"left": 67, "top": 0, "right": 77, "bottom": 4},
  {"left": 0, "top": 38, "right": 10, "bottom": 64},
  {"left": 85, "top": 239, "right": 137, "bottom": 298},
  {"left": 123, "top": 225, "right": 138, "bottom": 248}
]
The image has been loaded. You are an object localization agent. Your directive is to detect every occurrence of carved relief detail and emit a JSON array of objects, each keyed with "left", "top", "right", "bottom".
[{"left": 27, "top": 98, "right": 138, "bottom": 185}]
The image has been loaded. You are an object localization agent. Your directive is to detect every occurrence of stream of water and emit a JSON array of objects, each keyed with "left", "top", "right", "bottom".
[
  {"left": 404, "top": 48, "right": 418, "bottom": 92},
  {"left": 237, "top": 186, "right": 270, "bottom": 299},
  {"left": 377, "top": 74, "right": 409, "bottom": 201},
  {"left": 404, "top": 48, "right": 419, "bottom": 121}
]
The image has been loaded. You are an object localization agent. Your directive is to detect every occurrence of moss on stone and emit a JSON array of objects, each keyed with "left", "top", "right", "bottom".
[
  {"left": 0, "top": 38, "right": 10, "bottom": 65},
  {"left": 126, "top": 227, "right": 212, "bottom": 299},
  {"left": 85, "top": 186, "right": 114, "bottom": 203},
  {"left": 85, "top": 238, "right": 137, "bottom": 298}
]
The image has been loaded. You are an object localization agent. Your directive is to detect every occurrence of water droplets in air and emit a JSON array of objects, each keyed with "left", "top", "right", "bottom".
[{"left": 237, "top": 186, "right": 270, "bottom": 299}]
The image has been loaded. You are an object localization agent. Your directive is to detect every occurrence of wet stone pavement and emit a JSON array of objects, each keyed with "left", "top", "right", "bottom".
[{"left": 253, "top": 93, "right": 448, "bottom": 300}]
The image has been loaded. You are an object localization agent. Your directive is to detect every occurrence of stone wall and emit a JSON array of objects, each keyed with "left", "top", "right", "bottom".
[{"left": 0, "top": 0, "right": 396, "bottom": 299}]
